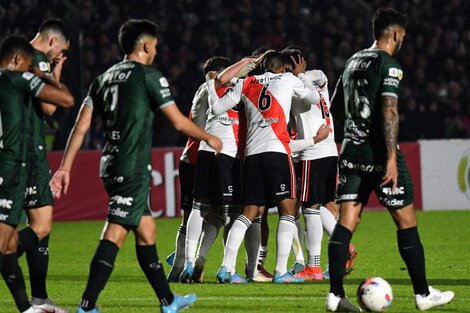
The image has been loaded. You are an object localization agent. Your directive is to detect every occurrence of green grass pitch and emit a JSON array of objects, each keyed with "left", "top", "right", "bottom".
[{"left": 1, "top": 210, "right": 469, "bottom": 312}]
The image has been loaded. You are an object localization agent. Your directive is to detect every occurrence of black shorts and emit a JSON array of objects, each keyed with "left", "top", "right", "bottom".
[
  {"left": 179, "top": 160, "right": 195, "bottom": 211},
  {"left": 0, "top": 165, "right": 27, "bottom": 226},
  {"left": 299, "top": 156, "right": 338, "bottom": 207},
  {"left": 193, "top": 151, "right": 242, "bottom": 206},
  {"left": 336, "top": 149, "right": 413, "bottom": 211},
  {"left": 243, "top": 152, "right": 296, "bottom": 206},
  {"left": 102, "top": 175, "right": 151, "bottom": 227},
  {"left": 24, "top": 152, "right": 54, "bottom": 209}
]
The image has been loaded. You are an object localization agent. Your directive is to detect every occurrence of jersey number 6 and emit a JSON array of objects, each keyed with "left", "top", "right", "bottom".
[{"left": 258, "top": 84, "right": 271, "bottom": 111}]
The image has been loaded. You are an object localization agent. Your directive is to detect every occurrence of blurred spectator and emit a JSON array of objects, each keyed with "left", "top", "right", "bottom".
[{"left": 0, "top": 0, "right": 468, "bottom": 149}]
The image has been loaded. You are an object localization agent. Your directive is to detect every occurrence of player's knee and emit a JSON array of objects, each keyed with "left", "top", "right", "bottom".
[{"left": 30, "top": 224, "right": 51, "bottom": 240}]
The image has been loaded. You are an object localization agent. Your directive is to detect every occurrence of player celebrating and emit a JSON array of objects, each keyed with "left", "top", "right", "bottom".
[
  {"left": 326, "top": 8, "right": 454, "bottom": 312},
  {"left": 16, "top": 18, "right": 70, "bottom": 312},
  {"left": 0, "top": 35, "right": 73, "bottom": 313},
  {"left": 207, "top": 51, "right": 326, "bottom": 283},
  {"left": 50, "top": 19, "right": 221, "bottom": 313}
]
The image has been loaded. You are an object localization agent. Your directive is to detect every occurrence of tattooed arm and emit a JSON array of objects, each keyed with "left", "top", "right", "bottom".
[{"left": 381, "top": 95, "right": 399, "bottom": 191}]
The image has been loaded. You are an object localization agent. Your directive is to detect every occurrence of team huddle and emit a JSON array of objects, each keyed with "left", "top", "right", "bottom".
[{"left": 0, "top": 7, "right": 454, "bottom": 313}]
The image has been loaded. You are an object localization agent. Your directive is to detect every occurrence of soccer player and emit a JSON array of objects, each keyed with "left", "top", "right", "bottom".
[
  {"left": 16, "top": 18, "right": 71, "bottom": 312},
  {"left": 326, "top": 8, "right": 454, "bottom": 312},
  {"left": 0, "top": 35, "right": 74, "bottom": 313},
  {"left": 207, "top": 51, "right": 325, "bottom": 283},
  {"left": 167, "top": 56, "right": 231, "bottom": 282},
  {"left": 49, "top": 19, "right": 221, "bottom": 313}
]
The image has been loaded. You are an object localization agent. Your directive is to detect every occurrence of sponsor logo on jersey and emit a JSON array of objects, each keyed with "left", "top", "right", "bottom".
[
  {"left": 457, "top": 147, "right": 470, "bottom": 202},
  {"left": 0, "top": 198, "right": 13, "bottom": 209},
  {"left": 25, "top": 186, "right": 38, "bottom": 196},
  {"left": 22, "top": 72, "right": 34, "bottom": 80},
  {"left": 382, "top": 186, "right": 405, "bottom": 195},
  {"left": 30, "top": 76, "right": 42, "bottom": 90},
  {"left": 216, "top": 116, "right": 239, "bottom": 126},
  {"left": 338, "top": 194, "right": 358, "bottom": 200},
  {"left": 383, "top": 77, "right": 400, "bottom": 88},
  {"left": 160, "top": 88, "right": 171, "bottom": 98},
  {"left": 250, "top": 117, "right": 279, "bottom": 128},
  {"left": 0, "top": 213, "right": 8, "bottom": 221},
  {"left": 109, "top": 207, "right": 129, "bottom": 218},
  {"left": 39, "top": 61, "right": 50, "bottom": 72},
  {"left": 159, "top": 77, "right": 170, "bottom": 87},
  {"left": 340, "top": 159, "right": 383, "bottom": 172},
  {"left": 110, "top": 195, "right": 134, "bottom": 206}
]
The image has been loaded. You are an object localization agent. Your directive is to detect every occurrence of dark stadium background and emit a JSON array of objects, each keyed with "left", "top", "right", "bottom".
[{"left": 1, "top": 0, "right": 468, "bottom": 150}]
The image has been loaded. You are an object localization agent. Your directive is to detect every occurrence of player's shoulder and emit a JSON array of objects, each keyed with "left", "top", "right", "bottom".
[
  {"left": 378, "top": 50, "right": 401, "bottom": 67},
  {"left": 305, "top": 70, "right": 327, "bottom": 86},
  {"left": 1, "top": 70, "right": 37, "bottom": 89},
  {"left": 32, "top": 49, "right": 51, "bottom": 72}
]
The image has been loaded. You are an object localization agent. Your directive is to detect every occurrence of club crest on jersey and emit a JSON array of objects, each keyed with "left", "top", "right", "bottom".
[
  {"left": 39, "top": 61, "right": 50, "bottom": 72},
  {"left": 159, "top": 77, "right": 169, "bottom": 87},
  {"left": 388, "top": 67, "right": 403, "bottom": 80},
  {"left": 22, "top": 72, "right": 34, "bottom": 80}
]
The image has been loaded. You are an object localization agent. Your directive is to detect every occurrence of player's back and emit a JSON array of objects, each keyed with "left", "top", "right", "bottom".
[
  {"left": 241, "top": 72, "right": 306, "bottom": 156},
  {"left": 342, "top": 49, "right": 402, "bottom": 146},
  {"left": 0, "top": 70, "right": 38, "bottom": 166},
  {"left": 91, "top": 60, "right": 172, "bottom": 177}
]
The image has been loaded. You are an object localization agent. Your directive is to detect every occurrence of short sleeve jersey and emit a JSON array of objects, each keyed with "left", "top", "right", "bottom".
[
  {"left": 0, "top": 69, "right": 45, "bottom": 167},
  {"left": 84, "top": 60, "right": 175, "bottom": 177},
  {"left": 30, "top": 49, "right": 52, "bottom": 154},
  {"left": 342, "top": 49, "right": 403, "bottom": 148}
]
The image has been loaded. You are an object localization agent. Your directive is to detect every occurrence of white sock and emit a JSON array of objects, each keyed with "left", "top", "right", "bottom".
[
  {"left": 292, "top": 214, "right": 305, "bottom": 264},
  {"left": 258, "top": 245, "right": 268, "bottom": 266},
  {"left": 244, "top": 216, "right": 261, "bottom": 278},
  {"left": 196, "top": 214, "right": 224, "bottom": 261},
  {"left": 185, "top": 205, "right": 208, "bottom": 264},
  {"left": 223, "top": 212, "right": 239, "bottom": 246},
  {"left": 222, "top": 215, "right": 251, "bottom": 270},
  {"left": 303, "top": 207, "right": 323, "bottom": 267},
  {"left": 275, "top": 215, "right": 295, "bottom": 275},
  {"left": 172, "top": 224, "right": 186, "bottom": 269},
  {"left": 320, "top": 205, "right": 337, "bottom": 237}
]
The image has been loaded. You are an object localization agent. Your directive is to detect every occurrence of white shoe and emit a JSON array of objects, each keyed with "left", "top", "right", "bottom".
[
  {"left": 415, "top": 286, "right": 454, "bottom": 310},
  {"left": 22, "top": 307, "right": 43, "bottom": 313},
  {"left": 31, "top": 298, "right": 70, "bottom": 313},
  {"left": 326, "top": 293, "right": 361, "bottom": 312}
]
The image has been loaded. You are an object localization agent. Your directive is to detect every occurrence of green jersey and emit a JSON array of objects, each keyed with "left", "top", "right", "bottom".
[
  {"left": 84, "top": 60, "right": 175, "bottom": 177},
  {"left": 342, "top": 49, "right": 403, "bottom": 149},
  {"left": 30, "top": 49, "right": 52, "bottom": 154},
  {"left": 0, "top": 69, "right": 45, "bottom": 167}
]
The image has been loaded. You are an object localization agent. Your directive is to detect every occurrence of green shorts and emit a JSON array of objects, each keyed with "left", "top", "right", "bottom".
[
  {"left": 0, "top": 165, "right": 28, "bottom": 226},
  {"left": 102, "top": 175, "right": 152, "bottom": 227},
  {"left": 24, "top": 152, "right": 54, "bottom": 209},
  {"left": 336, "top": 146, "right": 413, "bottom": 211}
]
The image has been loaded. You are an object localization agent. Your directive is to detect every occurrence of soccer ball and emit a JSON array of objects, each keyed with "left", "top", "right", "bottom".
[{"left": 357, "top": 277, "right": 393, "bottom": 312}]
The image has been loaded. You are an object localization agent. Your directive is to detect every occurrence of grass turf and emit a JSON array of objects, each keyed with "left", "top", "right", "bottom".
[{"left": 1, "top": 210, "right": 469, "bottom": 312}]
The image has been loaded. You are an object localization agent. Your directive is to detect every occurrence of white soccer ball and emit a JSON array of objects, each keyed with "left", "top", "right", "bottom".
[{"left": 357, "top": 277, "right": 393, "bottom": 312}]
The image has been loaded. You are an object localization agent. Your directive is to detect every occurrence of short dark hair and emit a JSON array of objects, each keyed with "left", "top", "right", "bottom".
[
  {"left": 39, "top": 18, "right": 70, "bottom": 42},
  {"left": 262, "top": 51, "right": 285, "bottom": 73},
  {"left": 281, "top": 48, "right": 304, "bottom": 70},
  {"left": 372, "top": 8, "right": 407, "bottom": 40},
  {"left": 0, "top": 36, "right": 34, "bottom": 61},
  {"left": 118, "top": 19, "right": 159, "bottom": 55},
  {"left": 203, "top": 56, "right": 231, "bottom": 75}
]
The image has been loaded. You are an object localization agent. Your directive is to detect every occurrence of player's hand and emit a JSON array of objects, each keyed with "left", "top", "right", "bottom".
[
  {"left": 253, "top": 49, "right": 275, "bottom": 65},
  {"left": 50, "top": 168, "right": 70, "bottom": 199},
  {"left": 207, "top": 135, "right": 223, "bottom": 154},
  {"left": 291, "top": 55, "right": 306, "bottom": 75},
  {"left": 52, "top": 53, "right": 67, "bottom": 80},
  {"left": 313, "top": 124, "right": 330, "bottom": 144},
  {"left": 381, "top": 157, "right": 398, "bottom": 192}
]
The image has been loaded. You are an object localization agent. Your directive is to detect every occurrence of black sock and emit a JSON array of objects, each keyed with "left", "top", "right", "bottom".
[
  {"left": 397, "top": 227, "right": 429, "bottom": 295},
  {"left": 27, "top": 235, "right": 49, "bottom": 299},
  {"left": 17, "top": 226, "right": 39, "bottom": 257},
  {"left": 328, "top": 224, "right": 352, "bottom": 297},
  {"left": 0, "top": 252, "right": 4, "bottom": 270},
  {"left": 81, "top": 240, "right": 119, "bottom": 311},
  {"left": 1, "top": 254, "right": 31, "bottom": 312},
  {"left": 136, "top": 245, "right": 174, "bottom": 306}
]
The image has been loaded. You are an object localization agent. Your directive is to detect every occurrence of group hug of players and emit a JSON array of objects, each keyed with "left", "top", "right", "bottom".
[
  {"left": 0, "top": 7, "right": 455, "bottom": 313},
  {"left": 166, "top": 48, "right": 355, "bottom": 287}
]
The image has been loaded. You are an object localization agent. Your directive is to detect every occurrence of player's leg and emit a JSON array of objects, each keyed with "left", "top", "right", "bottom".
[
  {"left": 290, "top": 201, "right": 306, "bottom": 274},
  {"left": 244, "top": 215, "right": 261, "bottom": 280},
  {"left": 380, "top": 152, "right": 453, "bottom": 310},
  {"left": 258, "top": 205, "right": 269, "bottom": 266},
  {"left": 321, "top": 202, "right": 338, "bottom": 237}
]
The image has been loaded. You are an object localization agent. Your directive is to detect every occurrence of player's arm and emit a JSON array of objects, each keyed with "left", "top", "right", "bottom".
[
  {"left": 290, "top": 55, "right": 320, "bottom": 105},
  {"left": 32, "top": 73, "right": 74, "bottom": 108},
  {"left": 289, "top": 124, "right": 330, "bottom": 153},
  {"left": 49, "top": 103, "right": 92, "bottom": 198},
  {"left": 381, "top": 95, "right": 399, "bottom": 190},
  {"left": 206, "top": 74, "right": 243, "bottom": 116},
  {"left": 161, "top": 103, "right": 222, "bottom": 153}
]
